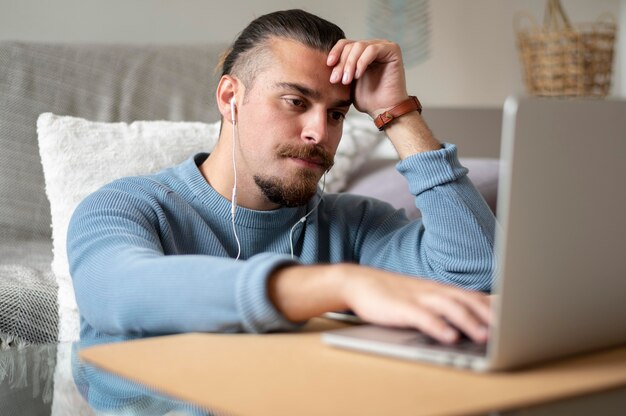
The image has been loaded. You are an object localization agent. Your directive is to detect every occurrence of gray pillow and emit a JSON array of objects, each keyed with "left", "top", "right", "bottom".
[{"left": 345, "top": 157, "right": 500, "bottom": 219}]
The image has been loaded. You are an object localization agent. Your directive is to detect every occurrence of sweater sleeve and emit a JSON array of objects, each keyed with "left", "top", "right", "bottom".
[
  {"left": 67, "top": 184, "right": 301, "bottom": 337},
  {"left": 355, "top": 144, "right": 496, "bottom": 291}
]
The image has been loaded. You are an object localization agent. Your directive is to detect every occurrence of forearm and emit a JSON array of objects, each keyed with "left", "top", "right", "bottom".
[
  {"left": 71, "top": 247, "right": 298, "bottom": 335},
  {"left": 68, "top": 189, "right": 301, "bottom": 336},
  {"left": 375, "top": 106, "right": 442, "bottom": 158},
  {"left": 267, "top": 264, "right": 349, "bottom": 322},
  {"left": 356, "top": 145, "right": 496, "bottom": 290}
]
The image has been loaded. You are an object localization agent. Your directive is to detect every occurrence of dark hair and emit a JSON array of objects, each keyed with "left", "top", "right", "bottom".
[{"left": 220, "top": 9, "right": 345, "bottom": 86}]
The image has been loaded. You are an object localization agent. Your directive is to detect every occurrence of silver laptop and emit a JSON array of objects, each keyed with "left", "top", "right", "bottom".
[{"left": 322, "top": 96, "right": 626, "bottom": 372}]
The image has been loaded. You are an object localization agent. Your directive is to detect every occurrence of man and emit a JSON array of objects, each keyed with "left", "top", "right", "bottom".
[{"left": 67, "top": 10, "right": 496, "bottom": 346}]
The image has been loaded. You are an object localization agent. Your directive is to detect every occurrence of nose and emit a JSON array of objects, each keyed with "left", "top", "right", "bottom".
[{"left": 301, "top": 109, "right": 328, "bottom": 145}]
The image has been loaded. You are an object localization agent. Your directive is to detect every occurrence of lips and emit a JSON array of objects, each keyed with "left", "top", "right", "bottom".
[
  {"left": 289, "top": 156, "right": 325, "bottom": 170},
  {"left": 297, "top": 157, "right": 324, "bottom": 166}
]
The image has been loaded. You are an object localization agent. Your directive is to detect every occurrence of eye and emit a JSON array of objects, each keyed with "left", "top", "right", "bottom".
[
  {"left": 283, "top": 97, "right": 306, "bottom": 108},
  {"left": 329, "top": 111, "right": 346, "bottom": 122}
]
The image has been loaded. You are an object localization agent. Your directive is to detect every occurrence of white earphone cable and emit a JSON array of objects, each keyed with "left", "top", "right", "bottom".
[
  {"left": 289, "top": 173, "right": 326, "bottom": 259},
  {"left": 230, "top": 98, "right": 241, "bottom": 260}
]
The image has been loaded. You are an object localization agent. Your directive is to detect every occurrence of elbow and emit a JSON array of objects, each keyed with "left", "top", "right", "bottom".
[{"left": 429, "top": 245, "right": 496, "bottom": 293}]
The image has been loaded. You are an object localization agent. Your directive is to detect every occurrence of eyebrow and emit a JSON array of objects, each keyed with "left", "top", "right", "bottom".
[{"left": 274, "top": 82, "right": 352, "bottom": 108}]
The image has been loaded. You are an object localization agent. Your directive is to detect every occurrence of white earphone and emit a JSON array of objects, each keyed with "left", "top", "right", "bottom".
[{"left": 230, "top": 96, "right": 236, "bottom": 124}]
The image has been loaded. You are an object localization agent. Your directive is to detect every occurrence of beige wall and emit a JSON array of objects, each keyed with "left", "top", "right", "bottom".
[
  {"left": 620, "top": 0, "right": 626, "bottom": 96},
  {"left": 1, "top": 0, "right": 623, "bottom": 107}
]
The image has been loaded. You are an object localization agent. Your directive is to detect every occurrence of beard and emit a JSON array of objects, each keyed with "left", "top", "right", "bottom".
[{"left": 254, "top": 143, "right": 334, "bottom": 208}]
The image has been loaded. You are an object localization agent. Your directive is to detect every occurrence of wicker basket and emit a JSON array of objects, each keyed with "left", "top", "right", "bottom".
[{"left": 516, "top": 0, "right": 617, "bottom": 97}]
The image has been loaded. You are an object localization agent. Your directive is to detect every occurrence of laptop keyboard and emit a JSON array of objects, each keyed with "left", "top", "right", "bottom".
[{"left": 402, "top": 333, "right": 488, "bottom": 356}]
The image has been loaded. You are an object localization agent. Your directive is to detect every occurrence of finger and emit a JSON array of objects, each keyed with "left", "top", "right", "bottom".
[
  {"left": 419, "top": 295, "right": 489, "bottom": 343},
  {"left": 340, "top": 41, "right": 369, "bottom": 84},
  {"left": 330, "top": 42, "right": 354, "bottom": 84},
  {"left": 448, "top": 290, "right": 493, "bottom": 326},
  {"left": 354, "top": 43, "right": 382, "bottom": 80},
  {"left": 327, "top": 38, "right": 352, "bottom": 66},
  {"left": 401, "top": 304, "right": 460, "bottom": 344}
]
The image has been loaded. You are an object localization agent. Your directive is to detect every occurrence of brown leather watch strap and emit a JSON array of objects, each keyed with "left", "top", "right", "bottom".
[{"left": 374, "top": 96, "right": 422, "bottom": 131}]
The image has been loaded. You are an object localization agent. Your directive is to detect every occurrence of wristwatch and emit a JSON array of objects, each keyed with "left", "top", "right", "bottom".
[{"left": 374, "top": 96, "right": 422, "bottom": 131}]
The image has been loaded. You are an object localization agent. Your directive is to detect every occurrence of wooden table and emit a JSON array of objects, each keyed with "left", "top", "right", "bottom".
[{"left": 80, "top": 319, "right": 626, "bottom": 416}]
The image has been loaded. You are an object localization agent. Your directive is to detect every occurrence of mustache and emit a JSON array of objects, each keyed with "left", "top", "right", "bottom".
[{"left": 276, "top": 144, "right": 334, "bottom": 171}]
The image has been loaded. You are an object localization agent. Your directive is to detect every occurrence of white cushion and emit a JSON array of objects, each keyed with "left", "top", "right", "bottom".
[{"left": 36, "top": 112, "right": 383, "bottom": 341}]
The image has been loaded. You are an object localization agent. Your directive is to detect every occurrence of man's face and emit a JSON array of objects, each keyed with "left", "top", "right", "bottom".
[{"left": 235, "top": 38, "right": 352, "bottom": 208}]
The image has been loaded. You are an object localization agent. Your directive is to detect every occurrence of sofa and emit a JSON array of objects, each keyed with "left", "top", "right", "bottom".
[{"left": 0, "top": 41, "right": 500, "bottom": 348}]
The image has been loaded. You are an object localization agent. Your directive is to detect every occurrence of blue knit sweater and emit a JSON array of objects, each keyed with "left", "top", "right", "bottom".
[{"left": 67, "top": 145, "right": 496, "bottom": 342}]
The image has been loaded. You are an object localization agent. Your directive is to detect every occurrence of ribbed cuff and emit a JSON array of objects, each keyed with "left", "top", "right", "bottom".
[
  {"left": 235, "top": 253, "right": 304, "bottom": 333},
  {"left": 396, "top": 143, "right": 468, "bottom": 196}
]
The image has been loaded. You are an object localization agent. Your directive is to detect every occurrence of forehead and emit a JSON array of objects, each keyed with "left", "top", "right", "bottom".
[{"left": 254, "top": 38, "right": 351, "bottom": 103}]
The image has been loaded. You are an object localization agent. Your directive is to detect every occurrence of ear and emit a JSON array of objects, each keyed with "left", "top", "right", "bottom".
[{"left": 216, "top": 75, "right": 240, "bottom": 124}]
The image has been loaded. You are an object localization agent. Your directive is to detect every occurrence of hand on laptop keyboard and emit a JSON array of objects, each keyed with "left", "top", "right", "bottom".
[{"left": 341, "top": 267, "right": 492, "bottom": 345}]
